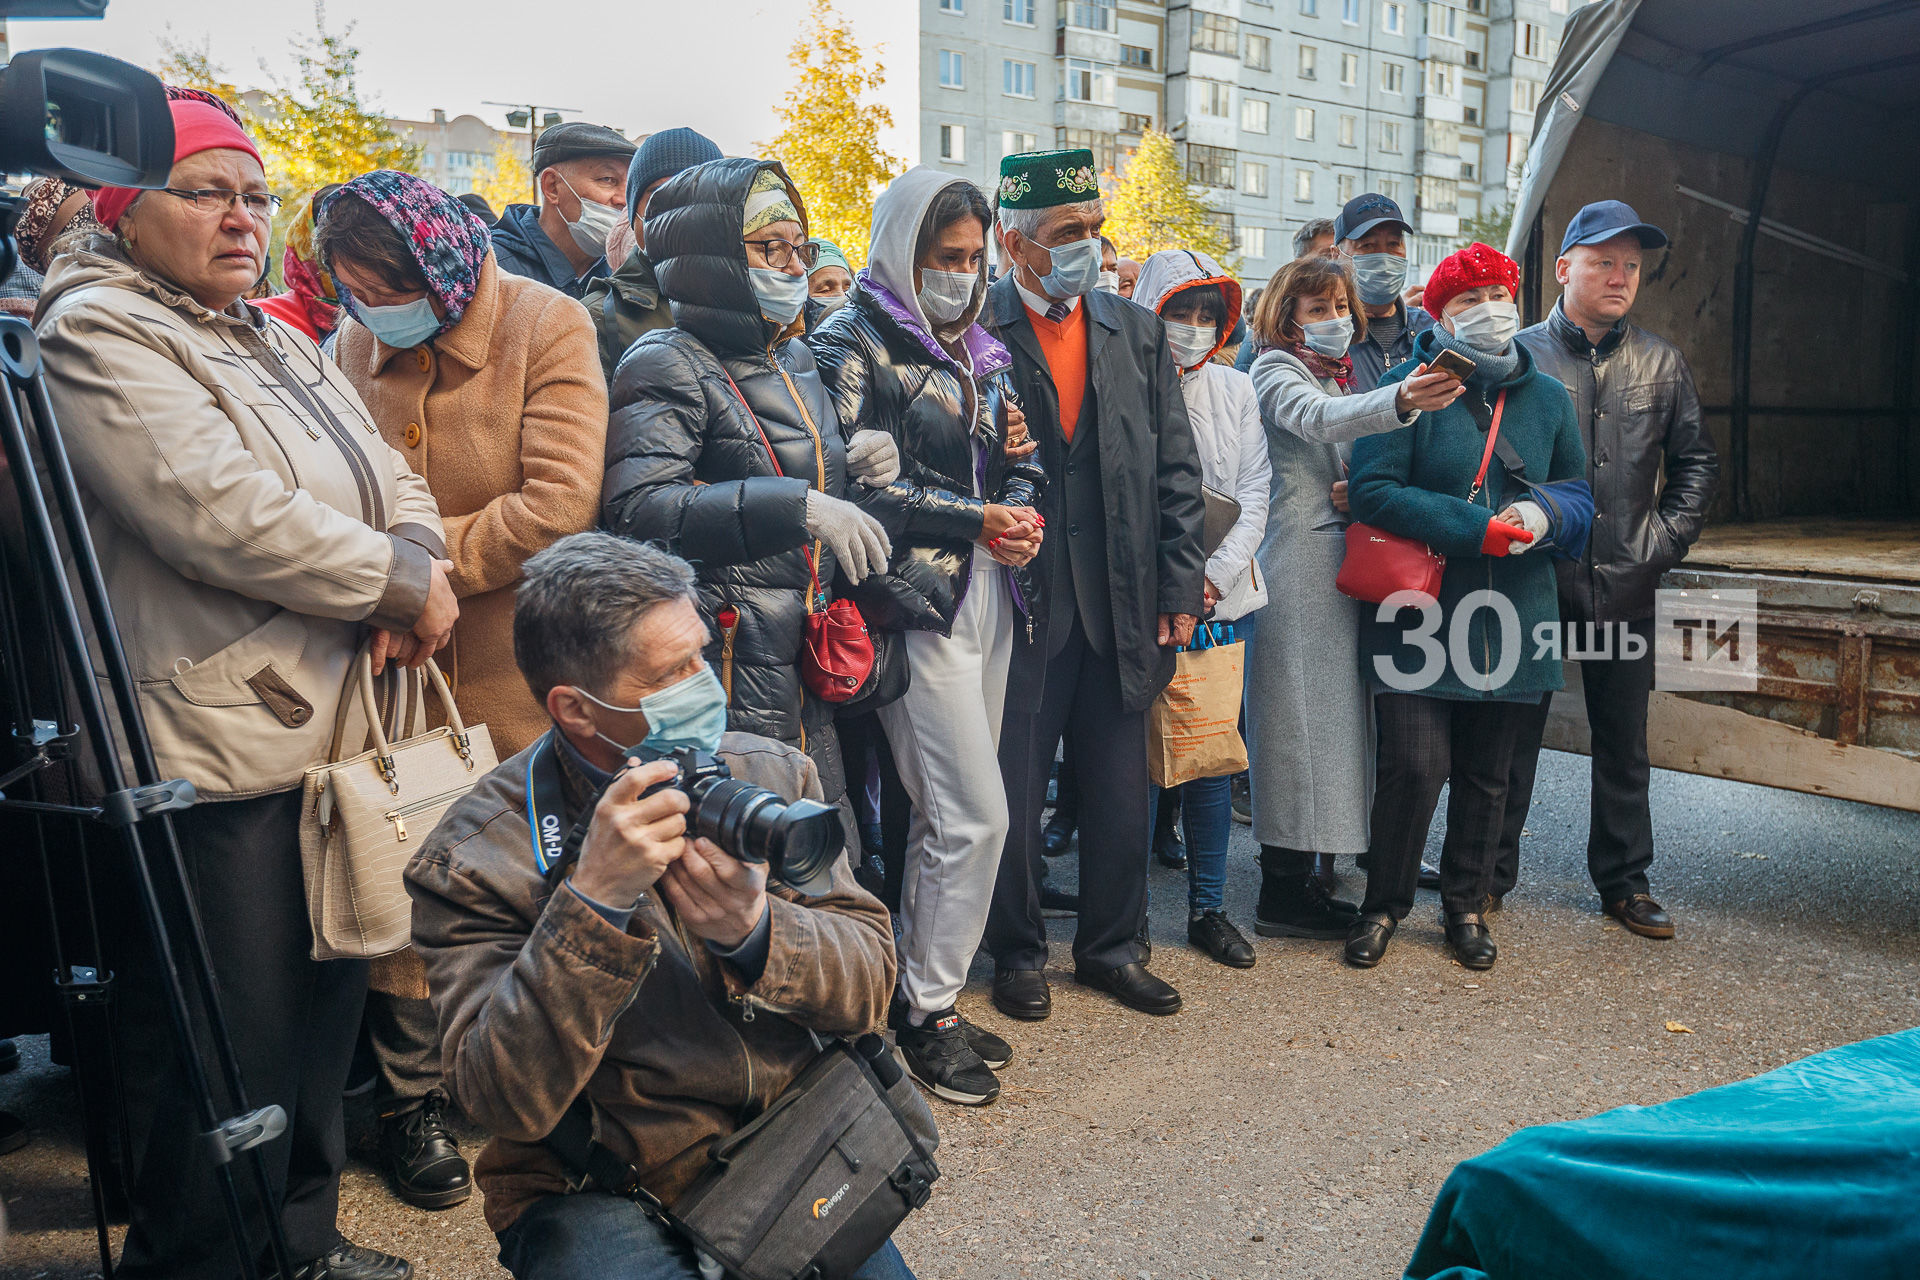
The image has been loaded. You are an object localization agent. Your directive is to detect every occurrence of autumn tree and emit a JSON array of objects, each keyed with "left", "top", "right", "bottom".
[
  {"left": 761, "top": 0, "right": 901, "bottom": 267},
  {"left": 249, "top": 10, "right": 420, "bottom": 195},
  {"left": 156, "top": 33, "right": 245, "bottom": 113},
  {"left": 1101, "top": 129, "right": 1234, "bottom": 266},
  {"left": 472, "top": 140, "right": 534, "bottom": 215}
]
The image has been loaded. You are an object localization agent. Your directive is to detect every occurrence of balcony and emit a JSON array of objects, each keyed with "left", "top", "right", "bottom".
[
  {"left": 1416, "top": 209, "right": 1460, "bottom": 238},
  {"left": 1418, "top": 94, "right": 1465, "bottom": 124},
  {"left": 1416, "top": 35, "right": 1466, "bottom": 65},
  {"left": 1416, "top": 150, "right": 1462, "bottom": 180},
  {"left": 1056, "top": 99, "right": 1122, "bottom": 131}
]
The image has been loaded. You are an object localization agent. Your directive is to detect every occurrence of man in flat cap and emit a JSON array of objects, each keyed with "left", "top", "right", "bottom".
[{"left": 491, "top": 121, "right": 636, "bottom": 299}]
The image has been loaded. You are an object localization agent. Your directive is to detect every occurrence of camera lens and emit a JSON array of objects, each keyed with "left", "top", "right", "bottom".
[{"left": 685, "top": 778, "right": 843, "bottom": 896}]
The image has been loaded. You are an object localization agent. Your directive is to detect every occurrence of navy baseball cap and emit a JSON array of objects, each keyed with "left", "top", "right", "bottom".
[
  {"left": 1560, "top": 199, "right": 1669, "bottom": 254},
  {"left": 1334, "top": 192, "right": 1411, "bottom": 243}
]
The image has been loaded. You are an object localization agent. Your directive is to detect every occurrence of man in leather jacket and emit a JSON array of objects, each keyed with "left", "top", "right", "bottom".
[{"left": 1497, "top": 201, "right": 1719, "bottom": 939}]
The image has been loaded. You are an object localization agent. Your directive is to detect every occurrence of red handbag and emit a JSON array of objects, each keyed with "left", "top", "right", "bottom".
[
  {"left": 716, "top": 366, "right": 877, "bottom": 704},
  {"left": 1335, "top": 391, "right": 1505, "bottom": 605}
]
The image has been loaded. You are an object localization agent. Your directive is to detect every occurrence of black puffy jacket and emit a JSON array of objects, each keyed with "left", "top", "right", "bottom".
[
  {"left": 602, "top": 157, "right": 846, "bottom": 797},
  {"left": 811, "top": 286, "right": 1046, "bottom": 636}
]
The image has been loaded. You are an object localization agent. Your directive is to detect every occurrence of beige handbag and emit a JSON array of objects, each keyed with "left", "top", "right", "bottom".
[{"left": 298, "top": 649, "right": 497, "bottom": 961}]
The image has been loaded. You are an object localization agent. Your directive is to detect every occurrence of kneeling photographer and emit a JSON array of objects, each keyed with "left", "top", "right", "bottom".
[{"left": 405, "top": 533, "right": 931, "bottom": 1280}]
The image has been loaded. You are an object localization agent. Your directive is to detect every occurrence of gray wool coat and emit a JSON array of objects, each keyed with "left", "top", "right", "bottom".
[{"left": 1243, "top": 348, "right": 1414, "bottom": 854}]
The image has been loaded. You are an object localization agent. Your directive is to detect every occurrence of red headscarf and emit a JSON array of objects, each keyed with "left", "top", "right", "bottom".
[
  {"left": 90, "top": 100, "right": 264, "bottom": 232},
  {"left": 1422, "top": 241, "right": 1521, "bottom": 317}
]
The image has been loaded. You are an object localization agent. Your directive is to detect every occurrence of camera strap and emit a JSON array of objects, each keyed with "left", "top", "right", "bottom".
[{"left": 524, "top": 730, "right": 600, "bottom": 896}]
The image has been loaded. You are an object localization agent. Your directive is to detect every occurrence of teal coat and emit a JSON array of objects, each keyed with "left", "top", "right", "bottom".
[{"left": 1348, "top": 330, "right": 1586, "bottom": 702}]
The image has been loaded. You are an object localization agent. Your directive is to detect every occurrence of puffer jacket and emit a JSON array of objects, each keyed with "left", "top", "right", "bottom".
[
  {"left": 35, "top": 239, "right": 444, "bottom": 798},
  {"left": 810, "top": 167, "right": 1044, "bottom": 636},
  {"left": 579, "top": 246, "right": 673, "bottom": 383},
  {"left": 1517, "top": 300, "right": 1718, "bottom": 623},
  {"left": 602, "top": 158, "right": 848, "bottom": 796}
]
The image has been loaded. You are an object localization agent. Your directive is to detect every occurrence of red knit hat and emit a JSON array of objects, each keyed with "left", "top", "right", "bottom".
[
  {"left": 91, "top": 100, "right": 265, "bottom": 232},
  {"left": 1422, "top": 241, "right": 1520, "bottom": 317}
]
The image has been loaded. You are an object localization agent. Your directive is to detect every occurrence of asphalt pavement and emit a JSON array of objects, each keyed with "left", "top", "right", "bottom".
[{"left": 3, "top": 748, "right": 1917, "bottom": 1279}]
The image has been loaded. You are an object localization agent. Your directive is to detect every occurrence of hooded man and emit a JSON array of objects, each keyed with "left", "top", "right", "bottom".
[{"left": 490, "top": 121, "right": 635, "bottom": 299}]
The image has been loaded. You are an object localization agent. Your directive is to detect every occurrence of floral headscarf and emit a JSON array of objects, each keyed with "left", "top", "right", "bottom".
[
  {"left": 322, "top": 169, "right": 492, "bottom": 340},
  {"left": 280, "top": 188, "right": 341, "bottom": 333},
  {"left": 16, "top": 176, "right": 100, "bottom": 275}
]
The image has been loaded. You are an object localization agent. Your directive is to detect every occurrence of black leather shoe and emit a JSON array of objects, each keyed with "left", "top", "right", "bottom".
[
  {"left": 1343, "top": 913, "right": 1396, "bottom": 968},
  {"left": 991, "top": 968, "right": 1052, "bottom": 1021},
  {"left": 1444, "top": 912, "right": 1498, "bottom": 970},
  {"left": 1255, "top": 873, "right": 1360, "bottom": 940},
  {"left": 1188, "top": 910, "right": 1255, "bottom": 969},
  {"left": 1417, "top": 861, "right": 1442, "bottom": 891},
  {"left": 1074, "top": 961, "right": 1182, "bottom": 1015},
  {"left": 1042, "top": 810, "right": 1075, "bottom": 856},
  {"left": 0, "top": 1111, "right": 28, "bottom": 1155},
  {"left": 1605, "top": 893, "right": 1675, "bottom": 939},
  {"left": 291, "top": 1239, "right": 413, "bottom": 1280},
  {"left": 378, "top": 1091, "right": 471, "bottom": 1210},
  {"left": 1311, "top": 852, "right": 1339, "bottom": 896},
  {"left": 1038, "top": 879, "right": 1080, "bottom": 917}
]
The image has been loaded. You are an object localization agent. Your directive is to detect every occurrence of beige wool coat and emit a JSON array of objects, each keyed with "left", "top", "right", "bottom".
[{"left": 336, "top": 253, "right": 608, "bottom": 761}]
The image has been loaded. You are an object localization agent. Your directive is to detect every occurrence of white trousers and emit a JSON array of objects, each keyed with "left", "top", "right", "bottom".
[{"left": 877, "top": 552, "right": 1015, "bottom": 1014}]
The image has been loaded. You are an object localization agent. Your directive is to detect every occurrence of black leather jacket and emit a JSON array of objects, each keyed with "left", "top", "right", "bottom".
[
  {"left": 602, "top": 157, "right": 846, "bottom": 796},
  {"left": 1517, "top": 302, "right": 1719, "bottom": 623},
  {"left": 810, "top": 286, "right": 1045, "bottom": 636}
]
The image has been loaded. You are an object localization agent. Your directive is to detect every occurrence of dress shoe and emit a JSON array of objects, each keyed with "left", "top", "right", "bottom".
[
  {"left": 991, "top": 968, "right": 1051, "bottom": 1021},
  {"left": 0, "top": 1111, "right": 28, "bottom": 1155},
  {"left": 1042, "top": 810, "right": 1076, "bottom": 856},
  {"left": 1444, "top": 912, "right": 1498, "bottom": 970},
  {"left": 1605, "top": 893, "right": 1675, "bottom": 939},
  {"left": 1230, "top": 773, "right": 1252, "bottom": 825},
  {"left": 1255, "top": 872, "right": 1360, "bottom": 940},
  {"left": 1073, "top": 961, "right": 1182, "bottom": 1015},
  {"left": 1343, "top": 913, "right": 1396, "bottom": 968},
  {"left": 1312, "top": 852, "right": 1339, "bottom": 896},
  {"left": 1417, "top": 861, "right": 1442, "bottom": 891},
  {"left": 290, "top": 1238, "right": 413, "bottom": 1280},
  {"left": 1038, "top": 878, "right": 1080, "bottom": 917},
  {"left": 378, "top": 1091, "right": 471, "bottom": 1210},
  {"left": 1188, "top": 910, "right": 1255, "bottom": 968}
]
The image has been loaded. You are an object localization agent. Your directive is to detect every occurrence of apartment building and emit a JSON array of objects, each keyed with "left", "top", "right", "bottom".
[
  {"left": 390, "top": 109, "right": 533, "bottom": 198},
  {"left": 919, "top": 0, "right": 1573, "bottom": 282}
]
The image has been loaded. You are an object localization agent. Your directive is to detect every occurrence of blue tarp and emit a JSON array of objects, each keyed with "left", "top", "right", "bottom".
[{"left": 1405, "top": 1028, "right": 1920, "bottom": 1280}]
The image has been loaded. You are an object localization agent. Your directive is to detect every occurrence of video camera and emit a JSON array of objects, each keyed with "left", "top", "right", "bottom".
[{"left": 635, "top": 745, "right": 845, "bottom": 897}]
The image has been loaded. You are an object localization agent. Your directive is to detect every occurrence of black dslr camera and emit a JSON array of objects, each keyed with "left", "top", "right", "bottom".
[{"left": 635, "top": 746, "right": 844, "bottom": 896}]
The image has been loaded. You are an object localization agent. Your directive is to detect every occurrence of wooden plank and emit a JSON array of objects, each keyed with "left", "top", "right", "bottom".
[
  {"left": 1687, "top": 519, "right": 1920, "bottom": 583},
  {"left": 1544, "top": 665, "right": 1920, "bottom": 812}
]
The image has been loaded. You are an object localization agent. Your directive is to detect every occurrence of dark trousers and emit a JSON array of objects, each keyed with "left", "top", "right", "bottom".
[
  {"left": 1496, "top": 617, "right": 1657, "bottom": 903},
  {"left": 1361, "top": 693, "right": 1526, "bottom": 921},
  {"left": 836, "top": 710, "right": 910, "bottom": 914},
  {"left": 988, "top": 613, "right": 1151, "bottom": 973},
  {"left": 116, "top": 790, "right": 367, "bottom": 1279},
  {"left": 365, "top": 990, "right": 442, "bottom": 1116}
]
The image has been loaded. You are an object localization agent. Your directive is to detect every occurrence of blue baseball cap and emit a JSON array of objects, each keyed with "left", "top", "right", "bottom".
[
  {"left": 1560, "top": 199, "right": 1669, "bottom": 255},
  {"left": 1334, "top": 192, "right": 1411, "bottom": 243}
]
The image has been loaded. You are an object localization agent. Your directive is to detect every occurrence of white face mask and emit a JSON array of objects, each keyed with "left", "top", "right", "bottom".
[
  {"left": 1301, "top": 314, "right": 1355, "bottom": 358},
  {"left": 1097, "top": 270, "right": 1121, "bottom": 294},
  {"left": 1448, "top": 299, "right": 1521, "bottom": 351},
  {"left": 916, "top": 267, "right": 979, "bottom": 325},
  {"left": 557, "top": 173, "right": 620, "bottom": 256},
  {"left": 1165, "top": 319, "right": 1217, "bottom": 369}
]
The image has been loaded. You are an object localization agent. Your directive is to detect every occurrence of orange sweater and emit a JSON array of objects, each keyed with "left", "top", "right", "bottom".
[{"left": 1030, "top": 301, "right": 1089, "bottom": 443}]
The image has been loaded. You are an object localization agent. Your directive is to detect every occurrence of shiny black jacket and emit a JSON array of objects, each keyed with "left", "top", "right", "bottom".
[
  {"left": 602, "top": 157, "right": 846, "bottom": 796},
  {"left": 810, "top": 286, "right": 1045, "bottom": 636},
  {"left": 1518, "top": 302, "right": 1719, "bottom": 623}
]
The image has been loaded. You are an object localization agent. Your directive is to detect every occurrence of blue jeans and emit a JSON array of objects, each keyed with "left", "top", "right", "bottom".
[{"left": 497, "top": 1192, "right": 917, "bottom": 1280}]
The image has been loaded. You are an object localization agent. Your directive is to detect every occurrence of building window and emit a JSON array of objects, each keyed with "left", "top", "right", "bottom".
[
  {"left": 1300, "top": 0, "right": 1318, "bottom": 13},
  {"left": 1426, "top": 4, "right": 1459, "bottom": 38},
  {"left": 1294, "top": 106, "right": 1315, "bottom": 140},
  {"left": 1341, "top": 51, "right": 1359, "bottom": 85},
  {"left": 1512, "top": 77, "right": 1542, "bottom": 114},
  {"left": 1294, "top": 168, "right": 1314, "bottom": 202},
  {"left": 1465, "top": 28, "right": 1486, "bottom": 68},
  {"left": 1428, "top": 62, "right": 1456, "bottom": 97},
  {"left": 1196, "top": 78, "right": 1233, "bottom": 118},
  {"left": 938, "top": 0, "right": 963, "bottom": 12},
  {"left": 1063, "top": 57, "right": 1117, "bottom": 104},
  {"left": 1238, "top": 225, "right": 1268, "bottom": 259},
  {"left": 1380, "top": 119, "right": 1402, "bottom": 151},
  {"left": 1338, "top": 113, "right": 1357, "bottom": 146},
  {"left": 1463, "top": 80, "right": 1484, "bottom": 124},
  {"left": 1241, "top": 160, "right": 1269, "bottom": 197},
  {"left": 1061, "top": 0, "right": 1117, "bottom": 32},
  {"left": 1418, "top": 175, "right": 1457, "bottom": 213},
  {"left": 1379, "top": 177, "right": 1400, "bottom": 203},
  {"left": 1004, "top": 0, "right": 1035, "bottom": 22},
  {"left": 1241, "top": 97, "right": 1270, "bottom": 133},
  {"left": 1057, "top": 127, "right": 1116, "bottom": 174},
  {"left": 1121, "top": 44, "right": 1154, "bottom": 69},
  {"left": 1382, "top": 2, "right": 1403, "bottom": 34},
  {"left": 1192, "top": 13, "right": 1241, "bottom": 55},
  {"left": 1296, "top": 43, "right": 1315, "bottom": 78},
  {"left": 1520, "top": 21, "right": 1545, "bottom": 58},
  {"left": 939, "top": 49, "right": 964, "bottom": 89},
  {"left": 1549, "top": 0, "right": 1568, "bottom": 11},
  {"left": 1187, "top": 142, "right": 1237, "bottom": 189},
  {"left": 1247, "top": 34, "right": 1272, "bottom": 70},
  {"left": 1380, "top": 60, "right": 1404, "bottom": 93},
  {"left": 1120, "top": 110, "right": 1154, "bottom": 134},
  {"left": 1337, "top": 172, "right": 1356, "bottom": 203},
  {"left": 940, "top": 123, "right": 966, "bottom": 162},
  {"left": 1459, "top": 138, "right": 1481, "bottom": 180},
  {"left": 1342, "top": 0, "right": 1360, "bottom": 23},
  {"left": 1004, "top": 59, "right": 1036, "bottom": 97},
  {"left": 1466, "top": 0, "right": 1483, "bottom": 10},
  {"left": 1002, "top": 129, "right": 1037, "bottom": 156}
]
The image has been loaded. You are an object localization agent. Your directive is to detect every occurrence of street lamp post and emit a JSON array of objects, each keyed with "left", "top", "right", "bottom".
[{"left": 481, "top": 101, "right": 581, "bottom": 203}]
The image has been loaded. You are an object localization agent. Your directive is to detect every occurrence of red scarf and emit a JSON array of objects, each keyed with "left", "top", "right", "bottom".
[{"left": 1285, "top": 341, "right": 1354, "bottom": 390}]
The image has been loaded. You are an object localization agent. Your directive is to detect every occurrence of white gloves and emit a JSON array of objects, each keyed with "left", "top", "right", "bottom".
[
  {"left": 845, "top": 430, "right": 901, "bottom": 487},
  {"left": 1506, "top": 499, "right": 1550, "bottom": 555},
  {"left": 804, "top": 490, "right": 892, "bottom": 583}
]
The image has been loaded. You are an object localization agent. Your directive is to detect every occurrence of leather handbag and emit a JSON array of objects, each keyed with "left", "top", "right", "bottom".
[{"left": 298, "top": 649, "right": 497, "bottom": 961}]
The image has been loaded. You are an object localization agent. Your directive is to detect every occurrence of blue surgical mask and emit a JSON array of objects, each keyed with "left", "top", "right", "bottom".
[
  {"left": 576, "top": 665, "right": 729, "bottom": 758},
  {"left": 1035, "top": 235, "right": 1103, "bottom": 299},
  {"left": 1302, "top": 314, "right": 1356, "bottom": 358},
  {"left": 1347, "top": 252, "right": 1410, "bottom": 307},
  {"left": 750, "top": 267, "right": 810, "bottom": 325},
  {"left": 1448, "top": 299, "right": 1520, "bottom": 351},
  {"left": 357, "top": 296, "right": 441, "bottom": 348}
]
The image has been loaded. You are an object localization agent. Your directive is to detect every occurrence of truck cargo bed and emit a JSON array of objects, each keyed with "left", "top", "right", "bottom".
[{"left": 1686, "top": 519, "right": 1920, "bottom": 584}]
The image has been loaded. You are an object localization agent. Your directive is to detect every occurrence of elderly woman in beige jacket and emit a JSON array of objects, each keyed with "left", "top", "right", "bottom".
[{"left": 36, "top": 99, "right": 450, "bottom": 1280}]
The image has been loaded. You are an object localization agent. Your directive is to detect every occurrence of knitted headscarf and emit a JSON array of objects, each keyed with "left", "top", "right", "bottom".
[
  {"left": 807, "top": 238, "right": 852, "bottom": 279},
  {"left": 743, "top": 169, "right": 799, "bottom": 235},
  {"left": 323, "top": 170, "right": 492, "bottom": 340}
]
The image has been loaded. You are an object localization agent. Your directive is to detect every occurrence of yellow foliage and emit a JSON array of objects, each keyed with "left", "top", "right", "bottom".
[
  {"left": 760, "top": 0, "right": 902, "bottom": 268},
  {"left": 1102, "top": 130, "right": 1236, "bottom": 269},
  {"left": 472, "top": 140, "right": 535, "bottom": 215}
]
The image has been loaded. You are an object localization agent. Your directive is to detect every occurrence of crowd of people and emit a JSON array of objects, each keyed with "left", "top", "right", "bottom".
[{"left": 0, "top": 86, "right": 1719, "bottom": 1280}]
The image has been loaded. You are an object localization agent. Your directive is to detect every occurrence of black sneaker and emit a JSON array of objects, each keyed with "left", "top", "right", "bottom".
[
  {"left": 1255, "top": 873, "right": 1361, "bottom": 940},
  {"left": 378, "top": 1091, "right": 471, "bottom": 1210},
  {"left": 1188, "top": 910, "right": 1255, "bottom": 968},
  {"left": 290, "top": 1238, "right": 413, "bottom": 1280},
  {"left": 892, "top": 1007, "right": 1000, "bottom": 1106},
  {"left": 1230, "top": 774, "right": 1252, "bottom": 826},
  {"left": 959, "top": 1016, "right": 1012, "bottom": 1070}
]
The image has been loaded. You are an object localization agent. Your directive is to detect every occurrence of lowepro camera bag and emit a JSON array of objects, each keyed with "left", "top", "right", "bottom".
[{"left": 546, "top": 1033, "right": 940, "bottom": 1280}]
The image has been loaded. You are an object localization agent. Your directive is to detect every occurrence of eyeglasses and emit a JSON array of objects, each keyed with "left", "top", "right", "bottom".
[
  {"left": 743, "top": 237, "right": 820, "bottom": 271},
  {"left": 161, "top": 188, "right": 284, "bottom": 218}
]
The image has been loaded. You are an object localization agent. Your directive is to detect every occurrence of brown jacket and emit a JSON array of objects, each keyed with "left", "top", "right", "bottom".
[
  {"left": 405, "top": 730, "right": 895, "bottom": 1233},
  {"left": 336, "top": 255, "right": 607, "bottom": 757}
]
